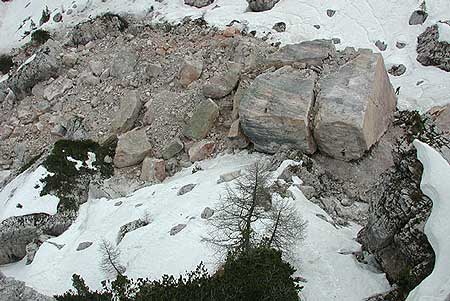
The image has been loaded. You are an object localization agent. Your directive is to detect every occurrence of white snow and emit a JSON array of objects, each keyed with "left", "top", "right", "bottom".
[
  {"left": 0, "top": 74, "right": 8, "bottom": 83},
  {"left": 0, "top": 0, "right": 449, "bottom": 112},
  {"left": 406, "top": 141, "right": 450, "bottom": 301},
  {"left": 0, "top": 166, "right": 59, "bottom": 222},
  {"left": 67, "top": 156, "right": 83, "bottom": 171},
  {"left": 66, "top": 153, "right": 97, "bottom": 171},
  {"left": 0, "top": 153, "right": 389, "bottom": 299},
  {"left": 438, "top": 22, "right": 450, "bottom": 42}
]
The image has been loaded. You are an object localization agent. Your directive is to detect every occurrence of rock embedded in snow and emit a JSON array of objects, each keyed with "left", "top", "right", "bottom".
[
  {"left": 179, "top": 57, "right": 203, "bottom": 87},
  {"left": 409, "top": 10, "right": 428, "bottom": 25},
  {"left": 314, "top": 49, "right": 397, "bottom": 161},
  {"left": 272, "top": 22, "right": 286, "bottom": 32},
  {"left": 188, "top": 140, "right": 215, "bottom": 162},
  {"left": 76, "top": 241, "right": 93, "bottom": 251},
  {"left": 170, "top": 224, "right": 187, "bottom": 236},
  {"left": 388, "top": 64, "right": 407, "bottom": 76},
  {"left": 267, "top": 39, "right": 336, "bottom": 67},
  {"left": 177, "top": 183, "right": 197, "bottom": 196},
  {"left": 183, "top": 99, "right": 219, "bottom": 140},
  {"left": 217, "top": 170, "right": 241, "bottom": 184},
  {"left": 396, "top": 41, "right": 406, "bottom": 49},
  {"left": 327, "top": 9, "right": 336, "bottom": 17},
  {"left": 114, "top": 128, "right": 152, "bottom": 168},
  {"left": 110, "top": 47, "right": 138, "bottom": 79},
  {"left": 184, "top": 0, "right": 214, "bottom": 8},
  {"left": 416, "top": 25, "right": 450, "bottom": 72},
  {"left": 53, "top": 12, "right": 63, "bottom": 23},
  {"left": 111, "top": 90, "right": 142, "bottom": 134},
  {"left": 247, "top": 0, "right": 281, "bottom": 12},
  {"left": 240, "top": 66, "right": 317, "bottom": 154},
  {"left": 117, "top": 219, "right": 149, "bottom": 244},
  {"left": 375, "top": 40, "right": 387, "bottom": 51},
  {"left": 201, "top": 207, "right": 214, "bottom": 219},
  {"left": 141, "top": 157, "right": 166, "bottom": 183},
  {"left": 202, "top": 62, "right": 241, "bottom": 99}
]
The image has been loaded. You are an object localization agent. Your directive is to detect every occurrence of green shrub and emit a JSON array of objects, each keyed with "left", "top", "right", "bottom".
[
  {"left": 31, "top": 29, "right": 51, "bottom": 45},
  {"left": 0, "top": 54, "right": 13, "bottom": 74}
]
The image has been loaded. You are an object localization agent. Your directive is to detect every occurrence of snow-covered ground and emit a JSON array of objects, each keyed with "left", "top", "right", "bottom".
[
  {"left": 0, "top": 152, "right": 390, "bottom": 299},
  {"left": 0, "top": 166, "right": 59, "bottom": 223},
  {"left": 406, "top": 141, "right": 450, "bottom": 301},
  {"left": 1, "top": 0, "right": 450, "bottom": 113}
]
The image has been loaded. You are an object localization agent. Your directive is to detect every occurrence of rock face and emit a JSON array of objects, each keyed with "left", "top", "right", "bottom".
[
  {"left": 111, "top": 90, "right": 142, "bottom": 133},
  {"left": 240, "top": 67, "right": 317, "bottom": 154},
  {"left": 117, "top": 218, "right": 149, "bottom": 244},
  {"left": 141, "top": 158, "right": 166, "bottom": 182},
  {"left": 247, "top": 0, "right": 281, "bottom": 12},
  {"left": 183, "top": 99, "right": 219, "bottom": 140},
  {"left": 267, "top": 39, "right": 336, "bottom": 66},
  {"left": 184, "top": 0, "right": 214, "bottom": 8},
  {"left": 0, "top": 272, "right": 55, "bottom": 301},
  {"left": 314, "top": 49, "right": 397, "bottom": 161},
  {"left": 161, "top": 138, "right": 184, "bottom": 160},
  {"left": 114, "top": 128, "right": 152, "bottom": 168},
  {"left": 416, "top": 25, "right": 450, "bottom": 72},
  {"left": 202, "top": 62, "right": 241, "bottom": 99},
  {"left": 170, "top": 224, "right": 186, "bottom": 236},
  {"left": 110, "top": 47, "right": 138, "bottom": 79}
]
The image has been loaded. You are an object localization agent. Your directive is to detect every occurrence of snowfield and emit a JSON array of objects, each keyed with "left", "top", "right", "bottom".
[
  {"left": 1, "top": 152, "right": 390, "bottom": 300},
  {"left": 1, "top": 0, "right": 450, "bottom": 113}
]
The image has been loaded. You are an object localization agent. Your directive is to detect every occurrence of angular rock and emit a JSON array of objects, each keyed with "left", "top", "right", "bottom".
[
  {"left": 111, "top": 90, "right": 142, "bottom": 133},
  {"left": 62, "top": 53, "right": 78, "bottom": 67},
  {"left": 227, "top": 119, "right": 249, "bottom": 149},
  {"left": 203, "top": 62, "right": 241, "bottom": 99},
  {"left": 184, "top": 0, "right": 214, "bottom": 8},
  {"left": 188, "top": 140, "right": 215, "bottom": 162},
  {"left": 183, "top": 99, "right": 219, "bottom": 140},
  {"left": 327, "top": 9, "right": 336, "bottom": 17},
  {"left": 114, "top": 128, "right": 152, "bottom": 168},
  {"left": 170, "top": 224, "right": 186, "bottom": 236},
  {"left": 240, "top": 66, "right": 317, "bottom": 154},
  {"left": 43, "top": 78, "right": 73, "bottom": 101},
  {"left": 110, "top": 47, "right": 138, "bottom": 79},
  {"left": 409, "top": 10, "right": 428, "bottom": 25},
  {"left": 179, "top": 57, "right": 203, "bottom": 87},
  {"left": 177, "top": 183, "right": 196, "bottom": 196},
  {"left": 388, "top": 64, "right": 407, "bottom": 76},
  {"left": 396, "top": 41, "right": 406, "bottom": 49},
  {"left": 375, "top": 40, "right": 387, "bottom": 51},
  {"left": 267, "top": 39, "right": 336, "bottom": 66},
  {"left": 117, "top": 219, "right": 149, "bottom": 244},
  {"left": 314, "top": 49, "right": 397, "bottom": 161},
  {"left": 273, "top": 22, "right": 286, "bottom": 32},
  {"left": 416, "top": 25, "right": 450, "bottom": 72},
  {"left": 232, "top": 81, "right": 248, "bottom": 120},
  {"left": 146, "top": 63, "right": 162, "bottom": 79},
  {"left": 77, "top": 70, "right": 100, "bottom": 86},
  {"left": 217, "top": 170, "right": 241, "bottom": 184},
  {"left": 89, "top": 60, "right": 104, "bottom": 76},
  {"left": 161, "top": 138, "right": 184, "bottom": 160},
  {"left": 141, "top": 157, "right": 166, "bottom": 182},
  {"left": 247, "top": 0, "right": 281, "bottom": 12},
  {"left": 76, "top": 241, "right": 93, "bottom": 251},
  {"left": 201, "top": 207, "right": 214, "bottom": 219}
]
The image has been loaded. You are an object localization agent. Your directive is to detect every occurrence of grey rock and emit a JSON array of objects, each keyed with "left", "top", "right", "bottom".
[
  {"left": 62, "top": 53, "right": 78, "bottom": 67},
  {"left": 375, "top": 40, "right": 387, "bottom": 51},
  {"left": 110, "top": 47, "right": 138, "bottom": 79},
  {"left": 396, "top": 41, "right": 406, "bottom": 49},
  {"left": 188, "top": 140, "right": 215, "bottom": 162},
  {"left": 76, "top": 241, "right": 93, "bottom": 251},
  {"left": 177, "top": 184, "right": 197, "bottom": 196},
  {"left": 409, "top": 10, "right": 428, "bottom": 25},
  {"left": 240, "top": 66, "right": 317, "bottom": 154},
  {"left": 114, "top": 128, "right": 152, "bottom": 168},
  {"left": 117, "top": 219, "right": 149, "bottom": 244},
  {"left": 89, "top": 60, "right": 105, "bottom": 76},
  {"left": 203, "top": 62, "right": 241, "bottom": 99},
  {"left": 267, "top": 39, "right": 336, "bottom": 66},
  {"left": 114, "top": 201, "right": 123, "bottom": 206},
  {"left": 388, "top": 64, "right": 407, "bottom": 76},
  {"left": 232, "top": 81, "right": 248, "bottom": 120},
  {"left": 314, "top": 49, "right": 397, "bottom": 161},
  {"left": 183, "top": 99, "right": 219, "bottom": 140},
  {"left": 43, "top": 78, "right": 73, "bottom": 101},
  {"left": 141, "top": 158, "right": 166, "bottom": 182},
  {"left": 0, "top": 271, "right": 55, "bottom": 301},
  {"left": 272, "top": 22, "right": 286, "bottom": 32},
  {"left": 217, "top": 170, "right": 241, "bottom": 184},
  {"left": 53, "top": 12, "right": 63, "bottom": 23},
  {"left": 247, "top": 0, "right": 281, "bottom": 12},
  {"left": 179, "top": 57, "right": 203, "bottom": 87},
  {"left": 417, "top": 25, "right": 450, "bottom": 72},
  {"left": 111, "top": 90, "right": 142, "bottom": 134},
  {"left": 162, "top": 138, "right": 184, "bottom": 160},
  {"left": 314, "top": 24, "right": 321, "bottom": 29},
  {"left": 5, "top": 89, "right": 16, "bottom": 104},
  {"left": 170, "top": 224, "right": 186, "bottom": 236},
  {"left": 184, "top": 0, "right": 214, "bottom": 8},
  {"left": 201, "top": 207, "right": 214, "bottom": 219},
  {"left": 327, "top": 9, "right": 336, "bottom": 17}
]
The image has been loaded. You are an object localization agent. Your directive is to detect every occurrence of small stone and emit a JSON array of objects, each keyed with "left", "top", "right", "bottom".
[
  {"left": 396, "top": 41, "right": 406, "bottom": 49},
  {"left": 314, "top": 24, "right": 321, "bottom": 29},
  {"left": 114, "top": 128, "right": 152, "bottom": 168},
  {"left": 111, "top": 90, "right": 142, "bottom": 134},
  {"left": 62, "top": 53, "right": 78, "bottom": 67},
  {"left": 89, "top": 60, "right": 104, "bottom": 76},
  {"left": 104, "top": 155, "right": 113, "bottom": 163},
  {"left": 78, "top": 70, "right": 100, "bottom": 86},
  {"left": 76, "top": 241, "right": 93, "bottom": 251},
  {"left": 179, "top": 57, "right": 203, "bottom": 88},
  {"left": 332, "top": 38, "right": 341, "bottom": 44},
  {"left": 201, "top": 207, "right": 214, "bottom": 219},
  {"left": 177, "top": 184, "right": 196, "bottom": 196},
  {"left": 203, "top": 62, "right": 241, "bottom": 99},
  {"left": 375, "top": 40, "right": 387, "bottom": 51},
  {"left": 327, "top": 9, "right": 336, "bottom": 17},
  {"left": 170, "top": 224, "right": 186, "bottom": 236},
  {"left": 388, "top": 64, "right": 407, "bottom": 76},
  {"left": 53, "top": 12, "right": 63, "bottom": 23},
  {"left": 183, "top": 99, "right": 219, "bottom": 140},
  {"left": 188, "top": 140, "right": 215, "bottom": 162},
  {"left": 272, "top": 22, "right": 286, "bottom": 33},
  {"left": 141, "top": 158, "right": 166, "bottom": 182},
  {"left": 146, "top": 63, "right": 162, "bottom": 79},
  {"left": 409, "top": 10, "right": 428, "bottom": 25},
  {"left": 114, "top": 201, "right": 123, "bottom": 206}
]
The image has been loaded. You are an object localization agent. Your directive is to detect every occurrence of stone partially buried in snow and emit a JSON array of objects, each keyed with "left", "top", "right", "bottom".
[
  {"left": 201, "top": 207, "right": 214, "bottom": 219},
  {"left": 141, "top": 158, "right": 166, "bottom": 182},
  {"left": 267, "top": 39, "right": 336, "bottom": 66},
  {"left": 247, "top": 0, "right": 281, "bottom": 12},
  {"left": 111, "top": 90, "right": 142, "bottom": 133},
  {"left": 202, "top": 62, "right": 241, "bottom": 99},
  {"left": 43, "top": 78, "right": 73, "bottom": 101},
  {"left": 240, "top": 66, "right": 317, "bottom": 154},
  {"left": 110, "top": 47, "right": 138, "bottom": 79},
  {"left": 314, "top": 49, "right": 397, "bottom": 161},
  {"left": 183, "top": 99, "right": 219, "bottom": 140},
  {"left": 177, "top": 183, "right": 197, "bottom": 196},
  {"left": 170, "top": 224, "right": 186, "bottom": 236},
  {"left": 409, "top": 10, "right": 428, "bottom": 25},
  {"left": 184, "top": 0, "right": 214, "bottom": 8},
  {"left": 76, "top": 241, "right": 93, "bottom": 251},
  {"left": 114, "top": 128, "right": 152, "bottom": 168},
  {"left": 188, "top": 140, "right": 215, "bottom": 162}
]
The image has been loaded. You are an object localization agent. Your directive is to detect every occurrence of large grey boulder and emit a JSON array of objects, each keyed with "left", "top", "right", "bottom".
[
  {"left": 110, "top": 47, "right": 138, "bottom": 79},
  {"left": 240, "top": 66, "right": 317, "bottom": 154},
  {"left": 416, "top": 25, "right": 450, "bottom": 72},
  {"left": 314, "top": 49, "right": 397, "bottom": 161},
  {"left": 114, "top": 128, "right": 152, "bottom": 168},
  {"left": 203, "top": 62, "right": 241, "bottom": 99},
  {"left": 111, "top": 90, "right": 142, "bottom": 133},
  {"left": 183, "top": 99, "right": 219, "bottom": 140},
  {"left": 0, "top": 271, "right": 55, "bottom": 301},
  {"left": 247, "top": 0, "right": 281, "bottom": 12},
  {"left": 184, "top": 0, "right": 214, "bottom": 8},
  {"left": 267, "top": 39, "right": 336, "bottom": 67}
]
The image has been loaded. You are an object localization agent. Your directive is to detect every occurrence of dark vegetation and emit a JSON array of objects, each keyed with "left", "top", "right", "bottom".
[
  {"left": 0, "top": 54, "right": 14, "bottom": 74},
  {"left": 40, "top": 139, "right": 116, "bottom": 212},
  {"left": 31, "top": 29, "right": 51, "bottom": 45},
  {"left": 55, "top": 247, "right": 302, "bottom": 301}
]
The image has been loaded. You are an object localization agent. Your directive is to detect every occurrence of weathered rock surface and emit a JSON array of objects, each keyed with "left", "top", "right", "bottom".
[
  {"left": 76, "top": 241, "right": 93, "bottom": 251},
  {"left": 179, "top": 57, "right": 203, "bottom": 87},
  {"left": 141, "top": 157, "right": 166, "bottom": 182},
  {"left": 314, "top": 49, "right": 397, "bottom": 161},
  {"left": 184, "top": 0, "right": 214, "bottom": 8},
  {"left": 247, "top": 0, "right": 281, "bottom": 12},
  {"left": 111, "top": 90, "right": 142, "bottom": 133},
  {"left": 170, "top": 224, "right": 186, "bottom": 236},
  {"left": 110, "top": 47, "right": 138, "bottom": 79},
  {"left": 114, "top": 128, "right": 152, "bottom": 168},
  {"left": 416, "top": 25, "right": 450, "bottom": 72},
  {"left": 240, "top": 66, "right": 317, "bottom": 154},
  {"left": 202, "top": 62, "right": 241, "bottom": 99},
  {"left": 183, "top": 99, "right": 219, "bottom": 140},
  {"left": 267, "top": 40, "right": 336, "bottom": 67},
  {"left": 177, "top": 183, "right": 197, "bottom": 196},
  {"left": 188, "top": 140, "right": 215, "bottom": 162},
  {"left": 0, "top": 271, "right": 55, "bottom": 301},
  {"left": 117, "top": 218, "right": 149, "bottom": 244},
  {"left": 43, "top": 77, "right": 73, "bottom": 101}
]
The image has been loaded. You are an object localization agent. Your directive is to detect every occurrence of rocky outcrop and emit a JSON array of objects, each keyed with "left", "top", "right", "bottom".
[
  {"left": 183, "top": 99, "right": 219, "bottom": 140},
  {"left": 0, "top": 272, "right": 55, "bottom": 301},
  {"left": 114, "top": 128, "right": 152, "bottom": 168},
  {"left": 247, "top": 0, "right": 281, "bottom": 12},
  {"left": 314, "top": 49, "right": 397, "bottom": 161},
  {"left": 240, "top": 67, "right": 317, "bottom": 154},
  {"left": 111, "top": 90, "right": 142, "bottom": 134},
  {"left": 416, "top": 25, "right": 450, "bottom": 72},
  {"left": 179, "top": 57, "right": 203, "bottom": 87}
]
